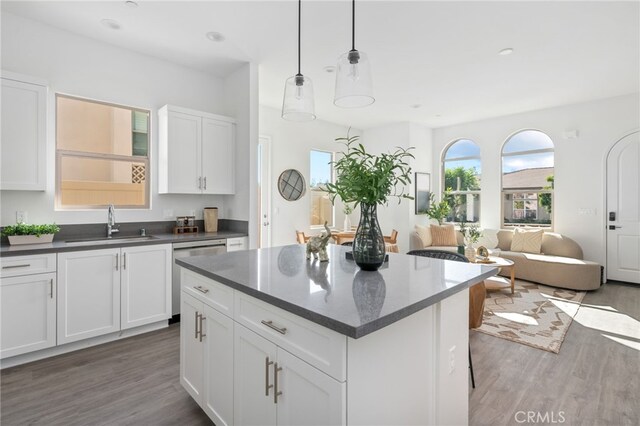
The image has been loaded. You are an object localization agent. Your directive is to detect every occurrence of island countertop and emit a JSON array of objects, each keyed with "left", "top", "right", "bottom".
[{"left": 176, "top": 244, "right": 497, "bottom": 338}]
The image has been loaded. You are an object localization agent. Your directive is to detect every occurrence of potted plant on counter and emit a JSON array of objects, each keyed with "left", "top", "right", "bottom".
[
  {"left": 2, "top": 223, "right": 60, "bottom": 245},
  {"left": 326, "top": 131, "right": 414, "bottom": 271}
]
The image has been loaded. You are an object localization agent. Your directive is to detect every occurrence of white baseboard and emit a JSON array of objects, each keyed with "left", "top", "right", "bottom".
[{"left": 0, "top": 321, "right": 168, "bottom": 369}]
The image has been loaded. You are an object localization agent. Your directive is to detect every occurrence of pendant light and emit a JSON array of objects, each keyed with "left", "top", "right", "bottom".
[
  {"left": 334, "top": 0, "right": 374, "bottom": 108},
  {"left": 282, "top": 0, "right": 316, "bottom": 121}
]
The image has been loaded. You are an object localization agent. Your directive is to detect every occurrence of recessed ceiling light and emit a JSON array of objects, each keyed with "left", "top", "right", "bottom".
[
  {"left": 498, "top": 48, "right": 514, "bottom": 56},
  {"left": 435, "top": 114, "right": 442, "bottom": 118},
  {"left": 410, "top": 104, "right": 422, "bottom": 109},
  {"left": 324, "top": 66, "right": 336, "bottom": 73},
  {"left": 125, "top": 1, "right": 138, "bottom": 7},
  {"left": 100, "top": 19, "right": 122, "bottom": 30},
  {"left": 206, "top": 32, "right": 225, "bottom": 42}
]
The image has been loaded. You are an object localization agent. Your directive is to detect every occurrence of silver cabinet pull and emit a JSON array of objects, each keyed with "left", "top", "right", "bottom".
[
  {"left": 2, "top": 264, "right": 31, "bottom": 269},
  {"left": 265, "top": 357, "right": 274, "bottom": 396},
  {"left": 204, "top": 176, "right": 207, "bottom": 190},
  {"left": 229, "top": 243, "right": 242, "bottom": 247},
  {"left": 199, "top": 314, "right": 206, "bottom": 342},
  {"left": 194, "top": 311, "right": 200, "bottom": 339},
  {"left": 115, "top": 254, "right": 119, "bottom": 271},
  {"left": 123, "top": 252, "right": 127, "bottom": 270},
  {"left": 261, "top": 320, "right": 287, "bottom": 335},
  {"left": 273, "top": 362, "right": 283, "bottom": 404},
  {"left": 50, "top": 278, "right": 54, "bottom": 299},
  {"left": 198, "top": 176, "right": 202, "bottom": 189},
  {"left": 194, "top": 285, "right": 209, "bottom": 294}
]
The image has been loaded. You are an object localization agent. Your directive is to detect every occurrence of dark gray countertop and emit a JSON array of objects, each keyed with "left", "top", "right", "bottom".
[
  {"left": 176, "top": 244, "right": 497, "bottom": 339},
  {"left": 0, "top": 231, "right": 247, "bottom": 256}
]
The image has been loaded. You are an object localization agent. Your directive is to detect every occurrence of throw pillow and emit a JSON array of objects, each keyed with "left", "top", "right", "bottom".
[
  {"left": 510, "top": 228, "right": 544, "bottom": 253},
  {"left": 476, "top": 228, "right": 499, "bottom": 249},
  {"left": 430, "top": 224, "right": 458, "bottom": 247},
  {"left": 415, "top": 225, "right": 432, "bottom": 247}
]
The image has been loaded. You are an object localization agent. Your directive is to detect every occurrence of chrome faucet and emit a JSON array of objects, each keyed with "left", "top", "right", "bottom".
[{"left": 107, "top": 204, "right": 119, "bottom": 238}]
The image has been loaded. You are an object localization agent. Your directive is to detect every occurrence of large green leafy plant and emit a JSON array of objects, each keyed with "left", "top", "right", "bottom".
[
  {"left": 1, "top": 223, "right": 60, "bottom": 237},
  {"left": 325, "top": 132, "right": 414, "bottom": 206}
]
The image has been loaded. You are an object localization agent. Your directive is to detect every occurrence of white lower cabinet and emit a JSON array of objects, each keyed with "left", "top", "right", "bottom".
[
  {"left": 121, "top": 245, "right": 172, "bottom": 329},
  {"left": 58, "top": 245, "right": 172, "bottom": 344},
  {"left": 181, "top": 271, "right": 346, "bottom": 426},
  {"left": 57, "top": 248, "right": 121, "bottom": 344},
  {"left": 233, "top": 323, "right": 345, "bottom": 426},
  {"left": 181, "top": 292, "right": 234, "bottom": 426},
  {"left": 0, "top": 273, "right": 56, "bottom": 358},
  {"left": 226, "top": 237, "right": 248, "bottom": 252}
]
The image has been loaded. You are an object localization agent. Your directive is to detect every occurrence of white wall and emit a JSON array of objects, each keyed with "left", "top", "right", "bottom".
[
  {"left": 0, "top": 12, "right": 249, "bottom": 226},
  {"left": 222, "top": 62, "right": 259, "bottom": 247},
  {"left": 432, "top": 93, "right": 640, "bottom": 265},
  {"left": 259, "top": 105, "right": 356, "bottom": 247},
  {"left": 361, "top": 122, "right": 434, "bottom": 253}
]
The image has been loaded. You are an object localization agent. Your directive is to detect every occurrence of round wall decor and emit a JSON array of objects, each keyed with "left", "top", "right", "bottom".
[{"left": 278, "top": 169, "right": 306, "bottom": 201}]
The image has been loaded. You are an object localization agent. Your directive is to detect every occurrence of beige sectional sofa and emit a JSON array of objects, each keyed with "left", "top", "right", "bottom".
[{"left": 409, "top": 227, "right": 602, "bottom": 291}]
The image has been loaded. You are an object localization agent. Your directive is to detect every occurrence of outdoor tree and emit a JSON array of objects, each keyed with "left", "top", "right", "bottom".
[
  {"left": 444, "top": 167, "right": 480, "bottom": 220},
  {"left": 540, "top": 175, "right": 554, "bottom": 214}
]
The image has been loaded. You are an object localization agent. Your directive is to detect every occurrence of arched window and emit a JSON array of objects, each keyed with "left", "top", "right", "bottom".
[
  {"left": 442, "top": 139, "right": 481, "bottom": 223},
  {"left": 501, "top": 130, "right": 554, "bottom": 228}
]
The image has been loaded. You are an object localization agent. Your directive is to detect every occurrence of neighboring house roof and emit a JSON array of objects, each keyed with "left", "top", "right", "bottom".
[{"left": 502, "top": 167, "right": 553, "bottom": 190}]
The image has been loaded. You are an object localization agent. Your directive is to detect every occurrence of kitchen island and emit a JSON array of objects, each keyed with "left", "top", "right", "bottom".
[{"left": 176, "top": 244, "right": 496, "bottom": 426}]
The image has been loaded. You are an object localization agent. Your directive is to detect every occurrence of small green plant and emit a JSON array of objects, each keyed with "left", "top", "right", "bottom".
[
  {"left": 343, "top": 203, "right": 354, "bottom": 215},
  {"left": 325, "top": 131, "right": 414, "bottom": 206},
  {"left": 459, "top": 221, "right": 482, "bottom": 245},
  {"left": 425, "top": 192, "right": 452, "bottom": 225},
  {"left": 1, "top": 223, "right": 60, "bottom": 237}
]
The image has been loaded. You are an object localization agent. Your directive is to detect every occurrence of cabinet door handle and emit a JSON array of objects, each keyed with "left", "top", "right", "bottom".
[
  {"left": 123, "top": 253, "right": 127, "bottom": 270},
  {"left": 265, "top": 357, "right": 274, "bottom": 396},
  {"left": 2, "top": 264, "right": 31, "bottom": 269},
  {"left": 199, "top": 314, "right": 206, "bottom": 342},
  {"left": 198, "top": 176, "right": 202, "bottom": 189},
  {"left": 261, "top": 320, "right": 287, "bottom": 335},
  {"left": 273, "top": 362, "right": 283, "bottom": 404},
  {"left": 229, "top": 243, "right": 242, "bottom": 247},
  {"left": 194, "top": 285, "right": 209, "bottom": 294},
  {"left": 194, "top": 311, "right": 200, "bottom": 339},
  {"left": 204, "top": 176, "right": 207, "bottom": 190},
  {"left": 50, "top": 278, "right": 54, "bottom": 299},
  {"left": 115, "top": 254, "right": 119, "bottom": 271}
]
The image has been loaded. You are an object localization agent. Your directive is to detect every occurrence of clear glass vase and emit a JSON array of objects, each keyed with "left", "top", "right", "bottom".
[{"left": 352, "top": 203, "right": 386, "bottom": 271}]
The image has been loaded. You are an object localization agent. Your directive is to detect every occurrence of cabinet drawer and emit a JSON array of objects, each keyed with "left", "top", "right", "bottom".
[
  {"left": 181, "top": 269, "right": 233, "bottom": 318},
  {"left": 1, "top": 254, "right": 56, "bottom": 278},
  {"left": 234, "top": 292, "right": 346, "bottom": 381}
]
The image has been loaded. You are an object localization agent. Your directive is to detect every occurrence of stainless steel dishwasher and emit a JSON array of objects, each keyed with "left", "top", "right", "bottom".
[{"left": 172, "top": 239, "right": 226, "bottom": 316}]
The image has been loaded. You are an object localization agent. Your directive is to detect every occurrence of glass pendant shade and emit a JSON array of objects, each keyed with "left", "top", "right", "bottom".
[
  {"left": 334, "top": 50, "right": 374, "bottom": 108},
  {"left": 282, "top": 74, "right": 316, "bottom": 121}
]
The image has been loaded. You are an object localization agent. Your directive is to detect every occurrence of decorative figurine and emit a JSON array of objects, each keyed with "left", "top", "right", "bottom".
[{"left": 306, "top": 222, "right": 333, "bottom": 262}]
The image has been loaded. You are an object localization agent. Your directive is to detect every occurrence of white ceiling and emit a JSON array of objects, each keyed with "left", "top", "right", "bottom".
[{"left": 3, "top": 1, "right": 639, "bottom": 129}]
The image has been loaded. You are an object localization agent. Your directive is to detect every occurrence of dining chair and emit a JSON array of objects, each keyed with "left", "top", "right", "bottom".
[
  {"left": 295, "top": 231, "right": 310, "bottom": 244},
  {"left": 384, "top": 229, "right": 398, "bottom": 244},
  {"left": 405, "top": 249, "right": 486, "bottom": 389}
]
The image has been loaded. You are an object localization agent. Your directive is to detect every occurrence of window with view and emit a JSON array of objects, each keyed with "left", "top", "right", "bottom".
[
  {"left": 309, "top": 150, "right": 334, "bottom": 227},
  {"left": 442, "top": 139, "right": 481, "bottom": 223},
  {"left": 56, "top": 95, "right": 150, "bottom": 209},
  {"left": 501, "top": 130, "right": 554, "bottom": 228}
]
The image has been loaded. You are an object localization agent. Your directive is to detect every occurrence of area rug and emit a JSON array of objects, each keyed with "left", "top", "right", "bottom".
[{"left": 477, "top": 280, "right": 586, "bottom": 353}]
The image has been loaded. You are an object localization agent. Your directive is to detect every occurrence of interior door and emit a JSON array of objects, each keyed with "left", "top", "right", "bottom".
[
  {"left": 258, "top": 135, "right": 272, "bottom": 248},
  {"left": 606, "top": 131, "right": 640, "bottom": 284}
]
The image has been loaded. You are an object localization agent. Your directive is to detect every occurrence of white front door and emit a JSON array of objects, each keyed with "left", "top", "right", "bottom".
[
  {"left": 606, "top": 131, "right": 640, "bottom": 284},
  {"left": 258, "top": 135, "right": 272, "bottom": 248}
]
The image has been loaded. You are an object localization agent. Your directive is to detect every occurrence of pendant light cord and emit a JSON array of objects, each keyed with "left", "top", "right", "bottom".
[
  {"left": 298, "top": 0, "right": 301, "bottom": 75},
  {"left": 352, "top": 0, "right": 356, "bottom": 51}
]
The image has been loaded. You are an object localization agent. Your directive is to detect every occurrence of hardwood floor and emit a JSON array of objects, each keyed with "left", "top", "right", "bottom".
[
  {"left": 1, "top": 282, "right": 637, "bottom": 425},
  {"left": 469, "top": 281, "right": 640, "bottom": 426},
  {"left": 1, "top": 325, "right": 211, "bottom": 426}
]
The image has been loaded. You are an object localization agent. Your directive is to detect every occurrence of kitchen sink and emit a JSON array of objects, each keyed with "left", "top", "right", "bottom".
[{"left": 65, "top": 235, "right": 158, "bottom": 246}]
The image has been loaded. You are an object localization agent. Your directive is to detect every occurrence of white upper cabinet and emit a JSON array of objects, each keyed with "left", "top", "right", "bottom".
[
  {"left": 158, "top": 105, "right": 235, "bottom": 195},
  {"left": 1, "top": 72, "right": 47, "bottom": 191}
]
